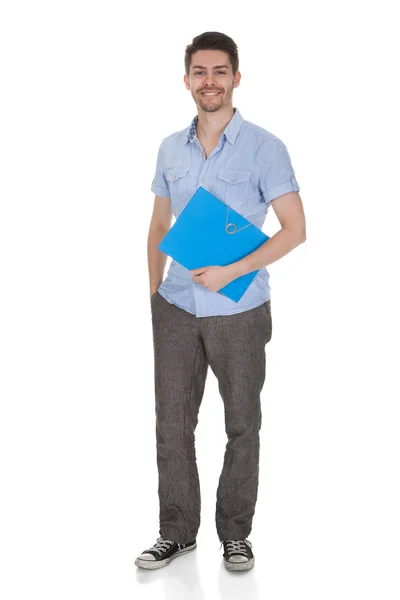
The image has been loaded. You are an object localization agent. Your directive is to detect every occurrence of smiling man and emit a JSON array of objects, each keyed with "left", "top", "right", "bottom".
[{"left": 136, "top": 31, "right": 306, "bottom": 572}]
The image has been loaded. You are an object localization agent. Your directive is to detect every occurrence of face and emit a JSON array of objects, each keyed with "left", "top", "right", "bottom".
[{"left": 184, "top": 49, "right": 241, "bottom": 113}]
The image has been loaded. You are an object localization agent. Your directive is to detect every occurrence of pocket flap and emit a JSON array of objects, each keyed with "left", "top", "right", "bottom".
[
  {"left": 217, "top": 170, "right": 251, "bottom": 184},
  {"left": 165, "top": 167, "right": 189, "bottom": 182}
]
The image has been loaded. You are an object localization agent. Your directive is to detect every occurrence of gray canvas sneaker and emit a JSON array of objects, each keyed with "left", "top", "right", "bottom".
[
  {"left": 135, "top": 536, "right": 197, "bottom": 569},
  {"left": 221, "top": 538, "right": 255, "bottom": 571}
]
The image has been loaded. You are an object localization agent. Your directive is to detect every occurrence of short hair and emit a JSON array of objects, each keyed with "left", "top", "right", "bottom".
[{"left": 184, "top": 32, "right": 239, "bottom": 76}]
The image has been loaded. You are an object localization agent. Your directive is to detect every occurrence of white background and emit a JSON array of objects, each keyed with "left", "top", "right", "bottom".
[{"left": 1, "top": 1, "right": 399, "bottom": 598}]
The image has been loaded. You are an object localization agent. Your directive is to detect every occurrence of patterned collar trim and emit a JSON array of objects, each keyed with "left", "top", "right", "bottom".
[{"left": 185, "top": 107, "right": 242, "bottom": 145}]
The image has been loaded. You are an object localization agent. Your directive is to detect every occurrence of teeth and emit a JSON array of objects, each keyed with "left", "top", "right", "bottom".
[{"left": 203, "top": 92, "right": 219, "bottom": 96}]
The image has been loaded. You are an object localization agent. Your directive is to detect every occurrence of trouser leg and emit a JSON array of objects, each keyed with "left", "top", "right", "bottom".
[
  {"left": 151, "top": 293, "right": 209, "bottom": 544},
  {"left": 200, "top": 300, "right": 272, "bottom": 541}
]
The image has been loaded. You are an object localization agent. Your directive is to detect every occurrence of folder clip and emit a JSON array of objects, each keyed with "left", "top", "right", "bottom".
[{"left": 225, "top": 204, "right": 252, "bottom": 234}]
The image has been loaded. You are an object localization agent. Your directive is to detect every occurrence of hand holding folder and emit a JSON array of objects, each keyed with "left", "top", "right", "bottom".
[{"left": 158, "top": 186, "right": 270, "bottom": 302}]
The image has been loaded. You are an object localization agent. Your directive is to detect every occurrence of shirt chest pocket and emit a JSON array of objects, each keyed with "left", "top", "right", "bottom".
[
  {"left": 165, "top": 167, "right": 190, "bottom": 206},
  {"left": 216, "top": 170, "right": 252, "bottom": 211}
]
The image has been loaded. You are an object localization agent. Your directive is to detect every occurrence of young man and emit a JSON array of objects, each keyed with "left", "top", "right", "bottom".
[{"left": 136, "top": 32, "right": 306, "bottom": 572}]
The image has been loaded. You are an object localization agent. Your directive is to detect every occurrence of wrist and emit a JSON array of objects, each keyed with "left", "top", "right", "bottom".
[{"left": 227, "top": 261, "right": 243, "bottom": 280}]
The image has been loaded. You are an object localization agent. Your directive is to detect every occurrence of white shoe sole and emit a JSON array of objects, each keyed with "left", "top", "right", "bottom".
[
  {"left": 224, "top": 556, "right": 255, "bottom": 571},
  {"left": 134, "top": 543, "right": 197, "bottom": 570}
]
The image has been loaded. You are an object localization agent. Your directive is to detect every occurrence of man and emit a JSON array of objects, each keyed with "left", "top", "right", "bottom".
[{"left": 135, "top": 31, "right": 306, "bottom": 572}]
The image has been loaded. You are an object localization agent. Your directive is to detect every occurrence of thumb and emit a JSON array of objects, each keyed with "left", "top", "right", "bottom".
[{"left": 190, "top": 267, "right": 207, "bottom": 274}]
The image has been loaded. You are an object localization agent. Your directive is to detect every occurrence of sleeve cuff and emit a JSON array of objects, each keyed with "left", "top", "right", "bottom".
[
  {"left": 262, "top": 175, "right": 300, "bottom": 203},
  {"left": 151, "top": 181, "right": 170, "bottom": 198}
]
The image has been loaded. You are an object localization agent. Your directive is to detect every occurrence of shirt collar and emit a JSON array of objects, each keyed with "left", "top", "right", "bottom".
[{"left": 185, "top": 107, "right": 243, "bottom": 145}]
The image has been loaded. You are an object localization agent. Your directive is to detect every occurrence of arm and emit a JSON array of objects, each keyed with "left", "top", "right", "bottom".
[
  {"left": 148, "top": 140, "right": 173, "bottom": 298},
  {"left": 229, "top": 136, "right": 306, "bottom": 278},
  {"left": 147, "top": 195, "right": 173, "bottom": 297},
  {"left": 190, "top": 139, "right": 307, "bottom": 291},
  {"left": 229, "top": 190, "right": 306, "bottom": 279}
]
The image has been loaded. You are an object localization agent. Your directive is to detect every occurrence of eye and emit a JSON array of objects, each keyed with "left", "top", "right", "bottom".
[{"left": 194, "top": 71, "right": 226, "bottom": 75}]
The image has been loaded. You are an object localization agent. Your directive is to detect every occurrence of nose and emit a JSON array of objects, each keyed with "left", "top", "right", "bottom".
[{"left": 204, "top": 74, "right": 217, "bottom": 87}]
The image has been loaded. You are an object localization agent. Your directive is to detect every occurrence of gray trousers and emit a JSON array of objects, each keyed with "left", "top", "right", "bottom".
[{"left": 150, "top": 291, "right": 272, "bottom": 543}]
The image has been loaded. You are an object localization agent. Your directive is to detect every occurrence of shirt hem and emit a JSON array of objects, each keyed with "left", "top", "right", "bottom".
[
  {"left": 158, "top": 288, "right": 270, "bottom": 318},
  {"left": 157, "top": 289, "right": 196, "bottom": 315}
]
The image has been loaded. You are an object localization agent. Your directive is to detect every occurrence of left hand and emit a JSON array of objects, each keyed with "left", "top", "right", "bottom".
[{"left": 190, "top": 265, "right": 235, "bottom": 293}]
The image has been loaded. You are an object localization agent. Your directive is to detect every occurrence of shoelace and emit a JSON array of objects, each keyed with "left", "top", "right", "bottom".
[
  {"left": 146, "top": 537, "right": 175, "bottom": 556},
  {"left": 219, "top": 538, "right": 252, "bottom": 555}
]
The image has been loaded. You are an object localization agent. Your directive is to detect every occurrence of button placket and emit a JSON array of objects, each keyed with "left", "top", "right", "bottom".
[{"left": 196, "top": 141, "right": 223, "bottom": 188}]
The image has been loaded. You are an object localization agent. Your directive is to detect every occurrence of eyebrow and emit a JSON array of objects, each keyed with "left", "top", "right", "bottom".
[{"left": 191, "top": 65, "right": 229, "bottom": 70}]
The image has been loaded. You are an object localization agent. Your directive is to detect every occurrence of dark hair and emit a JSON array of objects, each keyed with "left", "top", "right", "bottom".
[{"left": 184, "top": 32, "right": 239, "bottom": 77}]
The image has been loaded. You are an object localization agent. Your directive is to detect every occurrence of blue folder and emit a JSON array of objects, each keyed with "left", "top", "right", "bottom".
[{"left": 158, "top": 186, "right": 270, "bottom": 303}]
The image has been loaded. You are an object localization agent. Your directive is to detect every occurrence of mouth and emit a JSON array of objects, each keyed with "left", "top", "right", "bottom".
[{"left": 201, "top": 91, "right": 222, "bottom": 97}]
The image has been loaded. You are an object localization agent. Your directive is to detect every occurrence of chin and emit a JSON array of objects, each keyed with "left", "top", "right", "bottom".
[
  {"left": 198, "top": 100, "right": 225, "bottom": 112},
  {"left": 201, "top": 105, "right": 221, "bottom": 113}
]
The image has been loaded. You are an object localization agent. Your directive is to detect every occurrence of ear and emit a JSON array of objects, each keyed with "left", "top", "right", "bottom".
[{"left": 233, "top": 71, "right": 241, "bottom": 89}]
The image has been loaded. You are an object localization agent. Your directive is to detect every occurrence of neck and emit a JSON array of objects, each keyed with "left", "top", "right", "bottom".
[{"left": 196, "top": 106, "right": 235, "bottom": 141}]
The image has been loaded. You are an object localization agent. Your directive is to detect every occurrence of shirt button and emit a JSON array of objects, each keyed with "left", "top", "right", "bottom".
[
  {"left": 201, "top": 178, "right": 205, "bottom": 182},
  {"left": 173, "top": 175, "right": 176, "bottom": 180},
  {"left": 231, "top": 178, "right": 235, "bottom": 182}
]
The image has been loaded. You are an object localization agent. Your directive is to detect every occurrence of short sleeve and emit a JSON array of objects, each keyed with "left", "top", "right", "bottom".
[
  {"left": 259, "top": 138, "right": 300, "bottom": 203},
  {"left": 150, "top": 142, "right": 170, "bottom": 198}
]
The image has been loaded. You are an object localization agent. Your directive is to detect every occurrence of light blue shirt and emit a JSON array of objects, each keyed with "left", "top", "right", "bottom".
[{"left": 151, "top": 107, "right": 300, "bottom": 318}]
